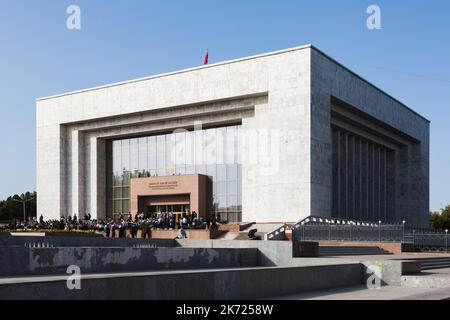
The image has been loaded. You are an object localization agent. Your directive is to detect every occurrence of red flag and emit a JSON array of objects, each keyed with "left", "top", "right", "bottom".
[{"left": 204, "top": 50, "right": 209, "bottom": 65}]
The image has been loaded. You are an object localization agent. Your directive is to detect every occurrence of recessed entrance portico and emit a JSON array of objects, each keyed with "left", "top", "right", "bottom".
[{"left": 130, "top": 174, "right": 211, "bottom": 219}]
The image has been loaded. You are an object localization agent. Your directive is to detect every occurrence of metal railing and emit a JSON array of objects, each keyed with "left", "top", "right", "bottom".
[
  {"left": 293, "top": 224, "right": 407, "bottom": 242},
  {"left": 412, "top": 232, "right": 449, "bottom": 252},
  {"left": 267, "top": 224, "right": 287, "bottom": 240},
  {"left": 291, "top": 216, "right": 449, "bottom": 246}
]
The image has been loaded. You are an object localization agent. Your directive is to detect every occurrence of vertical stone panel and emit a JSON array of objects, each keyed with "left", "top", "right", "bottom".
[
  {"left": 354, "top": 137, "right": 361, "bottom": 219},
  {"left": 361, "top": 140, "right": 368, "bottom": 220},
  {"left": 332, "top": 128, "right": 340, "bottom": 217},
  {"left": 339, "top": 131, "right": 347, "bottom": 218},
  {"left": 331, "top": 127, "right": 396, "bottom": 222}
]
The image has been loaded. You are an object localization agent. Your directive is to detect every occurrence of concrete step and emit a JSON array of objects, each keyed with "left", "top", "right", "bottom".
[
  {"left": 319, "top": 246, "right": 390, "bottom": 256},
  {"left": 410, "top": 258, "right": 450, "bottom": 270}
]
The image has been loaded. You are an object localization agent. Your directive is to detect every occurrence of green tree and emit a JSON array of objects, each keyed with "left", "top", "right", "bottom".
[
  {"left": 0, "top": 191, "right": 37, "bottom": 222},
  {"left": 429, "top": 205, "right": 450, "bottom": 231}
]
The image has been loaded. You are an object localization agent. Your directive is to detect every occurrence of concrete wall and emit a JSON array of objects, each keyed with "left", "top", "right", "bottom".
[
  {"left": 0, "top": 247, "right": 258, "bottom": 277},
  {"left": 0, "top": 264, "right": 363, "bottom": 300}
]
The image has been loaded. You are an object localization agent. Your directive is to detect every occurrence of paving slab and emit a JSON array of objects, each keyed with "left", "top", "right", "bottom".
[{"left": 270, "top": 285, "right": 450, "bottom": 300}]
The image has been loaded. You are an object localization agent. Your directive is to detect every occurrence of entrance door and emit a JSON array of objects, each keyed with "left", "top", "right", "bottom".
[{"left": 146, "top": 204, "right": 191, "bottom": 224}]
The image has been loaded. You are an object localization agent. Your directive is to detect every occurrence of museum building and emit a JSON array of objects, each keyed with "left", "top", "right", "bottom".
[{"left": 36, "top": 45, "right": 430, "bottom": 226}]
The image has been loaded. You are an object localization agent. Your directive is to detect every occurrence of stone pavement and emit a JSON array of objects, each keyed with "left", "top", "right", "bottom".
[{"left": 271, "top": 285, "right": 450, "bottom": 300}]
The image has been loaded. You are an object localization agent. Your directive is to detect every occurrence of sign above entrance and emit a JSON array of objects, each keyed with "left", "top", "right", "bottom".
[{"left": 148, "top": 181, "right": 179, "bottom": 191}]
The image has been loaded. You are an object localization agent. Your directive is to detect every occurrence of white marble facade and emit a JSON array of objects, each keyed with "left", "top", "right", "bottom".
[{"left": 36, "top": 45, "right": 429, "bottom": 226}]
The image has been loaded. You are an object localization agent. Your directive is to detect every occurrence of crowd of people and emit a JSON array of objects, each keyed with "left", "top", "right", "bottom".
[{"left": 0, "top": 211, "right": 222, "bottom": 239}]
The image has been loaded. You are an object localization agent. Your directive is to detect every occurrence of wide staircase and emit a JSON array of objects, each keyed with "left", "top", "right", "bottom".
[
  {"left": 319, "top": 245, "right": 391, "bottom": 256},
  {"left": 214, "top": 223, "right": 285, "bottom": 240}
]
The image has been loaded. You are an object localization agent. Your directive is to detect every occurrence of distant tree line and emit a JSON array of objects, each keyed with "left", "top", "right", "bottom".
[
  {"left": 0, "top": 192, "right": 37, "bottom": 222},
  {"left": 429, "top": 205, "right": 450, "bottom": 231}
]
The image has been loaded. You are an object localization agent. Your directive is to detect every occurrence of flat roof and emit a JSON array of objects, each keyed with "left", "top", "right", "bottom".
[
  {"left": 36, "top": 44, "right": 429, "bottom": 123},
  {"left": 36, "top": 44, "right": 312, "bottom": 102}
]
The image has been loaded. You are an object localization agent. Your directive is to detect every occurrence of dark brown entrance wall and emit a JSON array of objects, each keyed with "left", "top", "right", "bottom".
[{"left": 130, "top": 174, "right": 212, "bottom": 218}]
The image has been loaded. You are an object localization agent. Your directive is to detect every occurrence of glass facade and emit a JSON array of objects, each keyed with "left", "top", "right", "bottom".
[{"left": 108, "top": 125, "right": 242, "bottom": 222}]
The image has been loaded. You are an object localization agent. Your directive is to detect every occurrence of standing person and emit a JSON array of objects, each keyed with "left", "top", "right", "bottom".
[
  {"left": 130, "top": 222, "right": 138, "bottom": 238},
  {"left": 105, "top": 223, "right": 111, "bottom": 238},
  {"left": 211, "top": 217, "right": 217, "bottom": 231},
  {"left": 111, "top": 222, "right": 116, "bottom": 238},
  {"left": 141, "top": 221, "right": 149, "bottom": 239},
  {"left": 206, "top": 216, "right": 211, "bottom": 230}
]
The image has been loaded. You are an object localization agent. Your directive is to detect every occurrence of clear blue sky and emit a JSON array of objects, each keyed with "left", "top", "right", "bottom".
[{"left": 0, "top": 0, "right": 449, "bottom": 211}]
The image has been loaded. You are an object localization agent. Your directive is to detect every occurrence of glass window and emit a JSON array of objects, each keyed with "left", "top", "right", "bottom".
[
  {"left": 217, "top": 181, "right": 227, "bottom": 195},
  {"left": 156, "top": 135, "right": 165, "bottom": 170},
  {"left": 225, "top": 126, "right": 236, "bottom": 165},
  {"left": 113, "top": 141, "right": 122, "bottom": 177},
  {"left": 122, "top": 200, "right": 130, "bottom": 214},
  {"left": 113, "top": 200, "right": 122, "bottom": 213},
  {"left": 227, "top": 196, "right": 238, "bottom": 210},
  {"left": 185, "top": 130, "right": 194, "bottom": 166},
  {"left": 236, "top": 126, "right": 243, "bottom": 165},
  {"left": 227, "top": 181, "right": 238, "bottom": 195},
  {"left": 121, "top": 140, "right": 130, "bottom": 173},
  {"left": 206, "top": 165, "right": 216, "bottom": 180},
  {"left": 113, "top": 188, "right": 122, "bottom": 199},
  {"left": 108, "top": 125, "right": 243, "bottom": 219},
  {"left": 194, "top": 130, "right": 203, "bottom": 166},
  {"left": 166, "top": 133, "right": 175, "bottom": 171},
  {"left": 227, "top": 164, "right": 238, "bottom": 181},
  {"left": 216, "top": 127, "right": 226, "bottom": 165},
  {"left": 175, "top": 131, "right": 186, "bottom": 166},
  {"left": 123, "top": 172, "right": 131, "bottom": 186},
  {"left": 113, "top": 174, "right": 122, "bottom": 187},
  {"left": 130, "top": 138, "right": 139, "bottom": 172},
  {"left": 157, "top": 168, "right": 165, "bottom": 177},
  {"left": 195, "top": 165, "right": 206, "bottom": 175},
  {"left": 176, "top": 165, "right": 186, "bottom": 175},
  {"left": 186, "top": 166, "right": 195, "bottom": 175},
  {"left": 148, "top": 136, "right": 157, "bottom": 171},
  {"left": 205, "top": 129, "right": 216, "bottom": 165},
  {"left": 122, "top": 186, "right": 130, "bottom": 198},
  {"left": 217, "top": 195, "right": 227, "bottom": 211},
  {"left": 217, "top": 164, "right": 227, "bottom": 181},
  {"left": 138, "top": 137, "right": 147, "bottom": 173}
]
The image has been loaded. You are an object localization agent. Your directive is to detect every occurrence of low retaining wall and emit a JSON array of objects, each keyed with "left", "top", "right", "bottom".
[
  {"left": 0, "top": 247, "right": 258, "bottom": 277},
  {"left": 0, "top": 264, "right": 363, "bottom": 300},
  {"left": 175, "top": 240, "right": 319, "bottom": 265}
]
